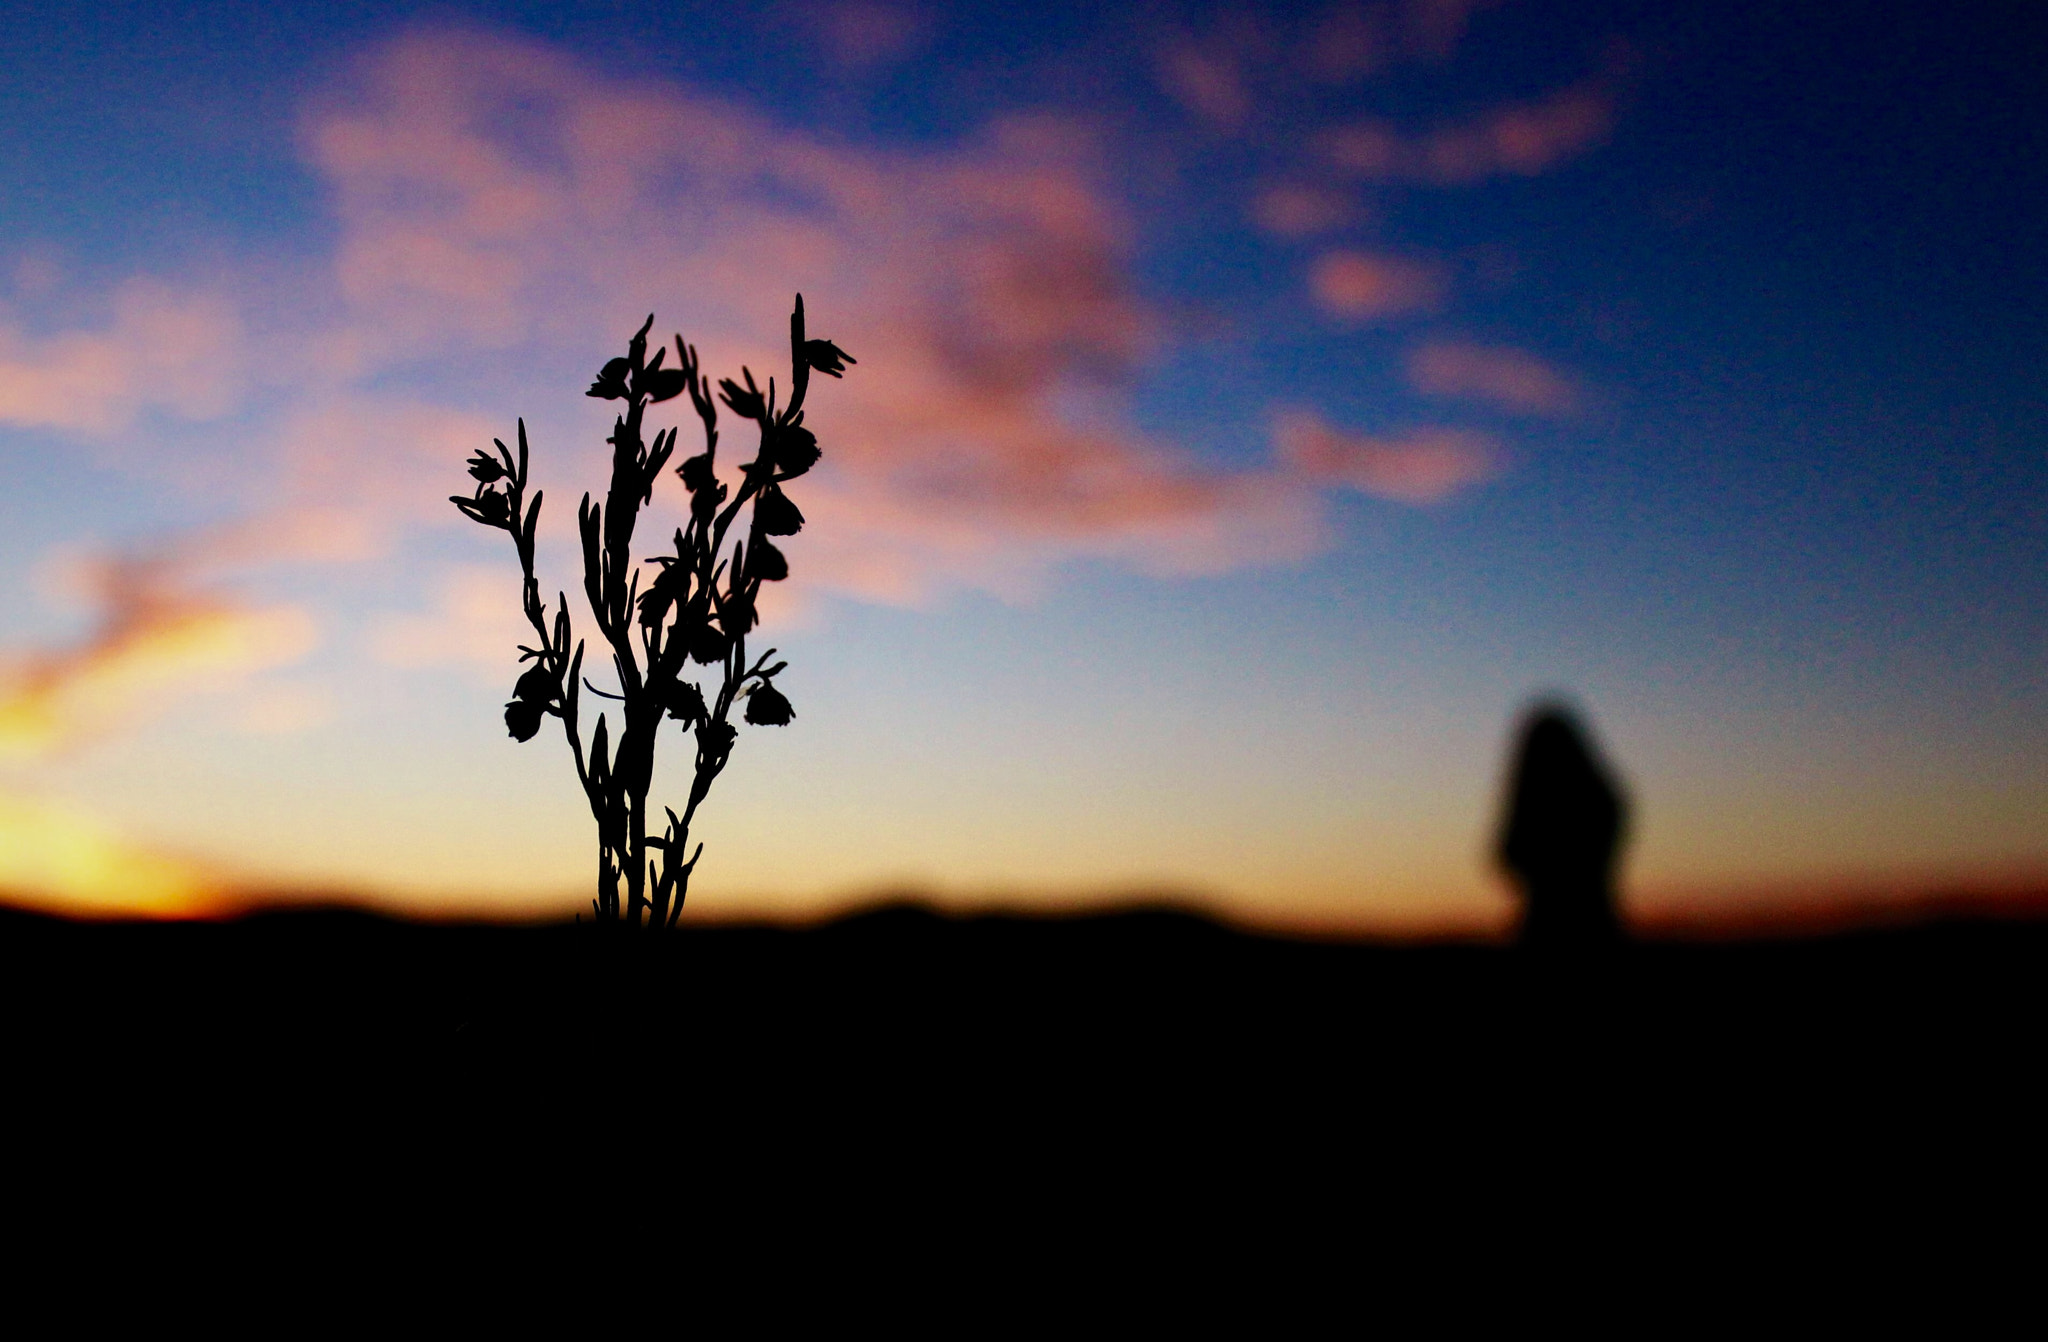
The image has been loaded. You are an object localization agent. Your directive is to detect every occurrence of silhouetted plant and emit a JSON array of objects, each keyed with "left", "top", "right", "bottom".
[{"left": 452, "top": 297, "right": 853, "bottom": 928}]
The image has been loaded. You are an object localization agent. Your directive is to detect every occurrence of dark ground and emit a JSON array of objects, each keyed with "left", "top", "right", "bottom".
[
  {"left": 7, "top": 902, "right": 2045, "bottom": 1271},
  {"left": 2, "top": 902, "right": 2031, "bottom": 1323},
  {"left": 6, "top": 902, "right": 2043, "bottom": 1107}
]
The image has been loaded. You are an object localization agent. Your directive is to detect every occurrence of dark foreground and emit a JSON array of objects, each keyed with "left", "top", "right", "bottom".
[
  {"left": 9, "top": 900, "right": 2047, "bottom": 1256},
  {"left": 6, "top": 902, "right": 2043, "bottom": 1100},
  {"left": 4, "top": 902, "right": 2032, "bottom": 1302}
]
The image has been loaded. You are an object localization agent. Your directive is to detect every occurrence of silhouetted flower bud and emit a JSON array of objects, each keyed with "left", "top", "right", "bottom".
[
  {"left": 801, "top": 339, "right": 855, "bottom": 378},
  {"left": 688, "top": 620, "right": 730, "bottom": 665},
  {"left": 768, "top": 424, "right": 821, "bottom": 479},
  {"left": 467, "top": 451, "right": 507, "bottom": 483},
  {"left": 720, "top": 593, "right": 756, "bottom": 636},
  {"left": 752, "top": 486, "right": 804, "bottom": 536},
  {"left": 641, "top": 368, "right": 689, "bottom": 403},
  {"left": 664, "top": 679, "right": 707, "bottom": 725},
  {"left": 745, "top": 684, "right": 794, "bottom": 726},
  {"left": 718, "top": 378, "right": 766, "bottom": 420},
  {"left": 474, "top": 488, "right": 511, "bottom": 527},
  {"left": 677, "top": 453, "right": 717, "bottom": 494},
  {"left": 505, "top": 698, "right": 546, "bottom": 742},
  {"left": 587, "top": 357, "right": 632, "bottom": 400},
  {"left": 514, "top": 664, "right": 557, "bottom": 704},
  {"left": 747, "top": 537, "right": 788, "bottom": 582}
]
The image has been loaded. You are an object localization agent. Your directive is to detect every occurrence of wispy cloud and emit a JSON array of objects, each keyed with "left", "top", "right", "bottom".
[
  {"left": 1156, "top": 40, "right": 1253, "bottom": 129},
  {"left": 1309, "top": 250, "right": 1444, "bottom": 320},
  {"left": 1275, "top": 412, "right": 1498, "bottom": 505},
  {"left": 269, "top": 396, "right": 503, "bottom": 527},
  {"left": 1293, "top": 0, "right": 1506, "bottom": 83},
  {"left": 304, "top": 29, "right": 1324, "bottom": 599},
  {"left": 1324, "top": 81, "right": 1613, "bottom": 185},
  {"left": 5, "top": 22, "right": 1580, "bottom": 625},
  {"left": 0, "top": 550, "right": 314, "bottom": 762},
  {"left": 1406, "top": 340, "right": 1577, "bottom": 415},
  {"left": 0, "top": 281, "right": 243, "bottom": 433},
  {"left": 370, "top": 563, "right": 535, "bottom": 676}
]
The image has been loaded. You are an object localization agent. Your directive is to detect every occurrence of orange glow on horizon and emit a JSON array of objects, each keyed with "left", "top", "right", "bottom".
[{"left": 0, "top": 792, "right": 228, "bottom": 919}]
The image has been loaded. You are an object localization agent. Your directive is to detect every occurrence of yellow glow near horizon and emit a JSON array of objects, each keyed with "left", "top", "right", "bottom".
[{"left": 0, "top": 791, "right": 225, "bottom": 918}]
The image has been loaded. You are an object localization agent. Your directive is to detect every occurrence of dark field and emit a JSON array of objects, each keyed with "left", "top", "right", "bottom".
[
  {"left": 7, "top": 902, "right": 2044, "bottom": 1107},
  {"left": 9, "top": 900, "right": 2047, "bottom": 1258}
]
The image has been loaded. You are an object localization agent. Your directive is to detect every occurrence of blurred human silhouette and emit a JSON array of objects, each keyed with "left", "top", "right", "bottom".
[{"left": 1498, "top": 703, "right": 1628, "bottom": 948}]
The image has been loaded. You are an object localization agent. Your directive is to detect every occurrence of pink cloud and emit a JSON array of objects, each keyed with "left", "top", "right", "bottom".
[
  {"left": 301, "top": 29, "right": 1324, "bottom": 600},
  {"left": 1293, "top": 1, "right": 1507, "bottom": 82},
  {"left": 11, "top": 28, "right": 1553, "bottom": 631},
  {"left": 1423, "top": 86, "right": 1612, "bottom": 183},
  {"left": 0, "top": 282, "right": 243, "bottom": 433},
  {"left": 1324, "top": 83, "right": 1613, "bottom": 186},
  {"left": 271, "top": 396, "right": 503, "bottom": 523},
  {"left": 1406, "top": 341, "right": 1577, "bottom": 415},
  {"left": 1275, "top": 412, "right": 1499, "bottom": 505},
  {"left": 1156, "top": 42, "right": 1252, "bottom": 128},
  {"left": 1309, "top": 251, "right": 1444, "bottom": 320},
  {"left": 371, "top": 563, "right": 534, "bottom": 677}
]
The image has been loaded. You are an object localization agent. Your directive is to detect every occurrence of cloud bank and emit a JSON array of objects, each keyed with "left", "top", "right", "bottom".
[
  {"left": 0, "top": 23, "right": 1583, "bottom": 620},
  {"left": 0, "top": 24, "right": 1542, "bottom": 817},
  {"left": 304, "top": 29, "right": 1333, "bottom": 599}
]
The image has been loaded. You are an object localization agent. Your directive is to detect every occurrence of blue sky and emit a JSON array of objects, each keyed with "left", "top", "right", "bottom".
[{"left": 2, "top": 0, "right": 2043, "bottom": 928}]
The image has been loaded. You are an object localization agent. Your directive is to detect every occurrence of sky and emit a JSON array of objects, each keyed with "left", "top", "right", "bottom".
[{"left": 1, "top": 0, "right": 2043, "bottom": 932}]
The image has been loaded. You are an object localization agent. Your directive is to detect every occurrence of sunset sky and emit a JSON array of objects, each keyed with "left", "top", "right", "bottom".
[{"left": 2, "top": 0, "right": 2043, "bottom": 931}]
